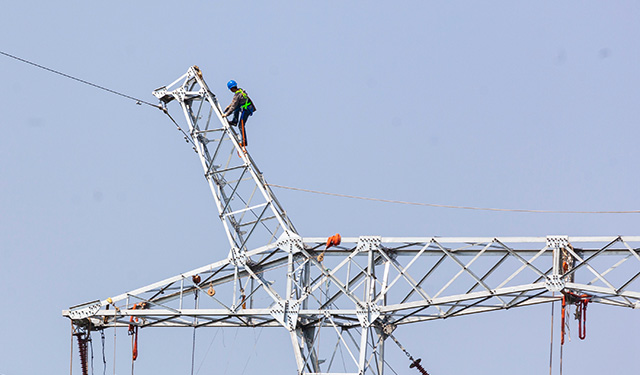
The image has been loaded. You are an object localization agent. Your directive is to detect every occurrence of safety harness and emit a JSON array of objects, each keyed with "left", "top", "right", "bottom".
[{"left": 236, "top": 88, "right": 255, "bottom": 114}]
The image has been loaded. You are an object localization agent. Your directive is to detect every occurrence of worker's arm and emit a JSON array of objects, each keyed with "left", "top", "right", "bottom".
[{"left": 223, "top": 92, "right": 242, "bottom": 116}]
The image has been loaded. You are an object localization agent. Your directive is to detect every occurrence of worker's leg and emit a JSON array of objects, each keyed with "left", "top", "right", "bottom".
[
  {"left": 239, "top": 111, "right": 250, "bottom": 146},
  {"left": 239, "top": 118, "right": 247, "bottom": 146},
  {"left": 229, "top": 107, "right": 240, "bottom": 126}
]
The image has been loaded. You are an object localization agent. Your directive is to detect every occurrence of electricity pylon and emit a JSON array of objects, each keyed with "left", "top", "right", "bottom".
[{"left": 63, "top": 66, "right": 640, "bottom": 375}]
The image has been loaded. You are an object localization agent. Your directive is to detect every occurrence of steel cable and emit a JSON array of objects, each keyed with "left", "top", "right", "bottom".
[
  {"left": 4, "top": 50, "right": 638, "bottom": 216},
  {"left": 0, "top": 50, "right": 160, "bottom": 108},
  {"left": 0, "top": 50, "right": 197, "bottom": 148},
  {"left": 268, "top": 183, "right": 640, "bottom": 214}
]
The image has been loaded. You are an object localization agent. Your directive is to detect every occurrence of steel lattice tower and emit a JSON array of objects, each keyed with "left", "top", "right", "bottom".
[{"left": 64, "top": 66, "right": 640, "bottom": 375}]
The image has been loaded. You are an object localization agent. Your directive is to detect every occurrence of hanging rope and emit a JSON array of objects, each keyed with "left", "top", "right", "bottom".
[
  {"left": 561, "top": 294, "right": 568, "bottom": 345},
  {"left": 239, "top": 328, "right": 265, "bottom": 375},
  {"left": 191, "top": 289, "right": 199, "bottom": 375},
  {"left": 548, "top": 294, "right": 555, "bottom": 375},
  {"left": 560, "top": 340, "right": 564, "bottom": 375},
  {"left": 113, "top": 323, "right": 117, "bottom": 375},
  {"left": 70, "top": 322, "right": 74, "bottom": 375},
  {"left": 130, "top": 327, "right": 137, "bottom": 375},
  {"left": 195, "top": 329, "right": 221, "bottom": 375},
  {"left": 190, "top": 327, "right": 197, "bottom": 375},
  {"left": 90, "top": 335, "right": 95, "bottom": 375},
  {"left": 101, "top": 330, "right": 107, "bottom": 375}
]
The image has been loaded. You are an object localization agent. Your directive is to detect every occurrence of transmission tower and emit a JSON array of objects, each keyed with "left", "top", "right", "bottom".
[{"left": 63, "top": 66, "right": 640, "bottom": 375}]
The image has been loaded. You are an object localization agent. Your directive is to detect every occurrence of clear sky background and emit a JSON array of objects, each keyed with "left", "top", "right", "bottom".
[{"left": 1, "top": 1, "right": 639, "bottom": 374}]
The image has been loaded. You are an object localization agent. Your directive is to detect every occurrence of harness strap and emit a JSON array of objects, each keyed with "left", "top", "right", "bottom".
[{"left": 237, "top": 89, "right": 253, "bottom": 110}]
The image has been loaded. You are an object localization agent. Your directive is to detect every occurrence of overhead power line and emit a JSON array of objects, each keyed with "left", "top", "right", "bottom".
[
  {"left": 0, "top": 50, "right": 160, "bottom": 108},
  {"left": 5, "top": 50, "right": 637, "bottom": 215},
  {"left": 0, "top": 50, "right": 197, "bottom": 147},
  {"left": 267, "top": 183, "right": 640, "bottom": 214}
]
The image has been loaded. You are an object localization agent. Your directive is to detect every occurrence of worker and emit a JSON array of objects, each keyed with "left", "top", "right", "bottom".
[{"left": 222, "top": 80, "right": 256, "bottom": 147}]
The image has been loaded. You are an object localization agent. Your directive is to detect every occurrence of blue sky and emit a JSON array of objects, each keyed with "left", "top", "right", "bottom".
[{"left": 1, "top": 1, "right": 639, "bottom": 374}]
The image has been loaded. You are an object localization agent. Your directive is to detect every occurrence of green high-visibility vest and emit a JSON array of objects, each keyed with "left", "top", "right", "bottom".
[{"left": 237, "top": 89, "right": 252, "bottom": 110}]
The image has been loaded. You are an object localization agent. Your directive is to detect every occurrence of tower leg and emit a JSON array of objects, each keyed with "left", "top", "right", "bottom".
[
  {"left": 358, "top": 326, "right": 369, "bottom": 374},
  {"left": 303, "top": 326, "right": 321, "bottom": 373},
  {"left": 290, "top": 328, "right": 306, "bottom": 375},
  {"left": 375, "top": 327, "right": 385, "bottom": 375}
]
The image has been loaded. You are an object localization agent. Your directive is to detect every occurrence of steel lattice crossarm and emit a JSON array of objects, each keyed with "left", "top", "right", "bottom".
[
  {"left": 63, "top": 235, "right": 640, "bottom": 328},
  {"left": 63, "top": 236, "right": 640, "bottom": 374},
  {"left": 63, "top": 67, "right": 640, "bottom": 375}
]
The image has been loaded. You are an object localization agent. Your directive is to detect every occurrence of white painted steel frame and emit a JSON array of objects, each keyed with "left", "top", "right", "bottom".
[
  {"left": 65, "top": 236, "right": 640, "bottom": 374},
  {"left": 64, "top": 67, "right": 640, "bottom": 375},
  {"left": 151, "top": 66, "right": 295, "bottom": 255}
]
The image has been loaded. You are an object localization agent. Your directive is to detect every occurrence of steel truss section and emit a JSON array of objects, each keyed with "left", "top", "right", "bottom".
[
  {"left": 64, "top": 236, "right": 640, "bottom": 374},
  {"left": 151, "top": 66, "right": 295, "bottom": 254},
  {"left": 64, "top": 67, "right": 640, "bottom": 375}
]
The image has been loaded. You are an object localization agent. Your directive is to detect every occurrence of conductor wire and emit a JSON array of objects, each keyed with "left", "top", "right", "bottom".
[
  {"left": 0, "top": 50, "right": 197, "bottom": 148},
  {"left": 268, "top": 184, "right": 640, "bottom": 214},
  {"left": 0, "top": 50, "right": 161, "bottom": 108},
  {"left": 6, "top": 50, "right": 634, "bottom": 215}
]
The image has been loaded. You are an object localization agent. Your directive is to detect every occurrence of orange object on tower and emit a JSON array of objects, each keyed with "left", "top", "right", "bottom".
[
  {"left": 326, "top": 233, "right": 341, "bottom": 249},
  {"left": 318, "top": 234, "right": 342, "bottom": 262}
]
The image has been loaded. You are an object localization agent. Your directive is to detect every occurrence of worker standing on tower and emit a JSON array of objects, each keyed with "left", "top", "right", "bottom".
[{"left": 222, "top": 80, "right": 256, "bottom": 147}]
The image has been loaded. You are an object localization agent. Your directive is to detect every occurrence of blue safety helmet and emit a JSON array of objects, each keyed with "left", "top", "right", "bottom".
[{"left": 227, "top": 80, "right": 238, "bottom": 90}]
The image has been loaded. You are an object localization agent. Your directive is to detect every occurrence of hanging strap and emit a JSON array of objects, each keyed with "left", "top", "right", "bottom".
[
  {"left": 576, "top": 297, "right": 590, "bottom": 340},
  {"left": 128, "top": 304, "right": 140, "bottom": 361}
]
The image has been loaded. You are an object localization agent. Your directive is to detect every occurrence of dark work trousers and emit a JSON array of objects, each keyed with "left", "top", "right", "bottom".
[{"left": 231, "top": 107, "right": 252, "bottom": 146}]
